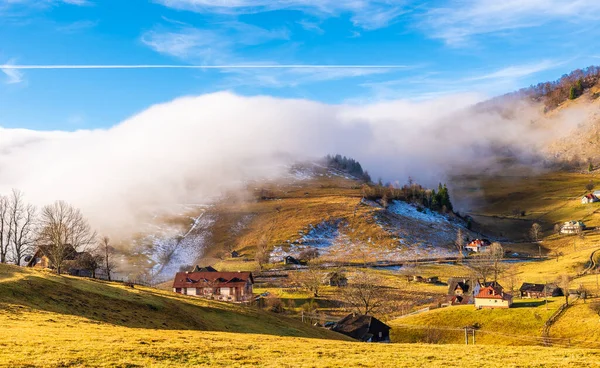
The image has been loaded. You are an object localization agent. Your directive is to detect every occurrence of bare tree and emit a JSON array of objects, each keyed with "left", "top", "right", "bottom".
[
  {"left": 340, "top": 270, "right": 387, "bottom": 315},
  {"left": 551, "top": 249, "right": 563, "bottom": 262},
  {"left": 8, "top": 190, "right": 37, "bottom": 266},
  {"left": 293, "top": 261, "right": 325, "bottom": 297},
  {"left": 505, "top": 268, "right": 521, "bottom": 295},
  {"left": 255, "top": 235, "right": 270, "bottom": 271},
  {"left": 467, "top": 242, "right": 505, "bottom": 283},
  {"left": 0, "top": 196, "right": 11, "bottom": 263},
  {"left": 489, "top": 242, "right": 505, "bottom": 283},
  {"left": 36, "top": 201, "right": 97, "bottom": 274},
  {"left": 557, "top": 274, "right": 571, "bottom": 305},
  {"left": 455, "top": 229, "right": 465, "bottom": 260},
  {"left": 529, "top": 223, "right": 543, "bottom": 258},
  {"left": 553, "top": 223, "right": 562, "bottom": 235},
  {"left": 73, "top": 251, "right": 103, "bottom": 278},
  {"left": 99, "top": 236, "right": 116, "bottom": 281}
]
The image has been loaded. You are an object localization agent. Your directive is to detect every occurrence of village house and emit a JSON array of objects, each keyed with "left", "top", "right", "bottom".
[
  {"left": 519, "top": 283, "right": 563, "bottom": 298},
  {"left": 26, "top": 245, "right": 94, "bottom": 277},
  {"left": 172, "top": 269, "right": 254, "bottom": 302},
  {"left": 560, "top": 221, "right": 586, "bottom": 234},
  {"left": 581, "top": 193, "right": 599, "bottom": 204},
  {"left": 331, "top": 314, "right": 391, "bottom": 342},
  {"left": 474, "top": 285, "right": 513, "bottom": 309},
  {"left": 446, "top": 277, "right": 480, "bottom": 305},
  {"left": 326, "top": 271, "right": 348, "bottom": 287},
  {"left": 465, "top": 239, "right": 491, "bottom": 253}
]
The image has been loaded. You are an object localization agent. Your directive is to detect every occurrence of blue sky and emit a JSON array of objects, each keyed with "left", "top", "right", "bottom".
[{"left": 2, "top": 0, "right": 600, "bottom": 131}]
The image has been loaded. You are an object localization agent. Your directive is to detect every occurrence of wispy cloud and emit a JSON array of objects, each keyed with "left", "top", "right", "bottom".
[
  {"left": 154, "top": 0, "right": 409, "bottom": 30},
  {"left": 57, "top": 19, "right": 98, "bottom": 33},
  {"left": 464, "top": 60, "right": 562, "bottom": 81},
  {"left": 297, "top": 19, "right": 324, "bottom": 34},
  {"left": 141, "top": 22, "right": 289, "bottom": 64},
  {"left": 138, "top": 20, "right": 406, "bottom": 87},
  {"left": 220, "top": 67, "right": 395, "bottom": 89},
  {"left": 422, "top": 0, "right": 600, "bottom": 45},
  {"left": 362, "top": 60, "right": 561, "bottom": 99},
  {"left": 1, "top": 59, "right": 24, "bottom": 84}
]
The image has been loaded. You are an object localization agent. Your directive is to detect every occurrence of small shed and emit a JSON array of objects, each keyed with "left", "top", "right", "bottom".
[
  {"left": 519, "top": 282, "right": 563, "bottom": 298},
  {"left": 582, "top": 194, "right": 599, "bottom": 204},
  {"left": 560, "top": 221, "right": 585, "bottom": 234},
  {"left": 332, "top": 314, "right": 391, "bottom": 342},
  {"left": 426, "top": 276, "right": 439, "bottom": 284},
  {"left": 406, "top": 275, "right": 424, "bottom": 283},
  {"left": 283, "top": 256, "right": 300, "bottom": 265},
  {"left": 327, "top": 271, "right": 348, "bottom": 287}
]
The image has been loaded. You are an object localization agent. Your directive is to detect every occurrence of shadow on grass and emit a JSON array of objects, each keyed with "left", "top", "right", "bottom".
[
  {"left": 0, "top": 271, "right": 343, "bottom": 339},
  {"left": 512, "top": 300, "right": 556, "bottom": 308}
]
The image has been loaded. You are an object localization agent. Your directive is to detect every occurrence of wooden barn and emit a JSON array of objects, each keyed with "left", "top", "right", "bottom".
[
  {"left": 519, "top": 283, "right": 563, "bottom": 298},
  {"left": 331, "top": 314, "right": 391, "bottom": 342}
]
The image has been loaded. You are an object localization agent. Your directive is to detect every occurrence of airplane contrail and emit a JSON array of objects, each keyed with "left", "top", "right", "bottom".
[{"left": 0, "top": 64, "right": 409, "bottom": 69}]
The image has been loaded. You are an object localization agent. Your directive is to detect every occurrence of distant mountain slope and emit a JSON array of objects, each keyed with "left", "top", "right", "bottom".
[{"left": 137, "top": 164, "right": 477, "bottom": 275}]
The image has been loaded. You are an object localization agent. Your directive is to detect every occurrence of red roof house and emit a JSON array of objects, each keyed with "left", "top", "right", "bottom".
[
  {"left": 465, "top": 239, "right": 491, "bottom": 253},
  {"left": 474, "top": 285, "right": 513, "bottom": 309},
  {"left": 172, "top": 269, "right": 254, "bottom": 302}
]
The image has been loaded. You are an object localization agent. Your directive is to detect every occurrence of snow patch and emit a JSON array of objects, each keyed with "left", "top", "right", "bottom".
[{"left": 387, "top": 201, "right": 448, "bottom": 224}]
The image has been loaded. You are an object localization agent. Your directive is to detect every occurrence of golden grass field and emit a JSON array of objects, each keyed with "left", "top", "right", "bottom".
[
  {"left": 2, "top": 265, "right": 600, "bottom": 367},
  {"left": 5, "top": 168, "right": 600, "bottom": 366}
]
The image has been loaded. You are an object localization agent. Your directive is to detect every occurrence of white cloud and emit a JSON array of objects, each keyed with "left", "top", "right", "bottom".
[
  {"left": 422, "top": 0, "right": 600, "bottom": 45},
  {"left": 154, "top": 0, "right": 408, "bottom": 30},
  {"left": 0, "top": 91, "right": 580, "bottom": 236}
]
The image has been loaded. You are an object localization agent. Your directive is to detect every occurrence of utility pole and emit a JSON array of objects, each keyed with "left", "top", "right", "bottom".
[
  {"left": 595, "top": 271, "right": 599, "bottom": 296},
  {"left": 464, "top": 328, "right": 469, "bottom": 345},
  {"left": 544, "top": 281, "right": 548, "bottom": 311},
  {"left": 472, "top": 329, "right": 476, "bottom": 345}
]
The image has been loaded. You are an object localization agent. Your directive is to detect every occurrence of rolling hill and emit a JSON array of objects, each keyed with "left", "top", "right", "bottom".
[{"left": 1, "top": 264, "right": 600, "bottom": 367}]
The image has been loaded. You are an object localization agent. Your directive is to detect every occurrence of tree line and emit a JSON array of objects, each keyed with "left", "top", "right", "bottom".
[
  {"left": 0, "top": 189, "right": 117, "bottom": 279},
  {"left": 491, "top": 65, "right": 600, "bottom": 110},
  {"left": 361, "top": 178, "right": 453, "bottom": 212},
  {"left": 324, "top": 154, "right": 371, "bottom": 182}
]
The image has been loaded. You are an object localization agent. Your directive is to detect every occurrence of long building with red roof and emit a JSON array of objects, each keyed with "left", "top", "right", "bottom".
[{"left": 172, "top": 268, "right": 254, "bottom": 302}]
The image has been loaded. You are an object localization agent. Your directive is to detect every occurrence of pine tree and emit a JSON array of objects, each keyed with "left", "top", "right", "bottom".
[{"left": 569, "top": 86, "right": 577, "bottom": 100}]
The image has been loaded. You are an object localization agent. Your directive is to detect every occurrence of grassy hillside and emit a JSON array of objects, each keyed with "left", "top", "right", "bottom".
[
  {"left": 1, "top": 266, "right": 600, "bottom": 367},
  {"left": 388, "top": 300, "right": 562, "bottom": 346},
  {"left": 0, "top": 264, "right": 342, "bottom": 339}
]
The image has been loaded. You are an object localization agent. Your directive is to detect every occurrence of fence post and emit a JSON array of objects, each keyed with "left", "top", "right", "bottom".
[
  {"left": 472, "top": 329, "right": 475, "bottom": 345},
  {"left": 465, "top": 328, "right": 469, "bottom": 345}
]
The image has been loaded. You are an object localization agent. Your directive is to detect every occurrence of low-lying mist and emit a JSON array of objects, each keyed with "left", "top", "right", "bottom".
[{"left": 0, "top": 91, "right": 586, "bottom": 235}]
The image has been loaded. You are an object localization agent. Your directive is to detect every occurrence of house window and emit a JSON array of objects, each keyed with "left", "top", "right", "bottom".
[{"left": 175, "top": 288, "right": 181, "bottom": 293}]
